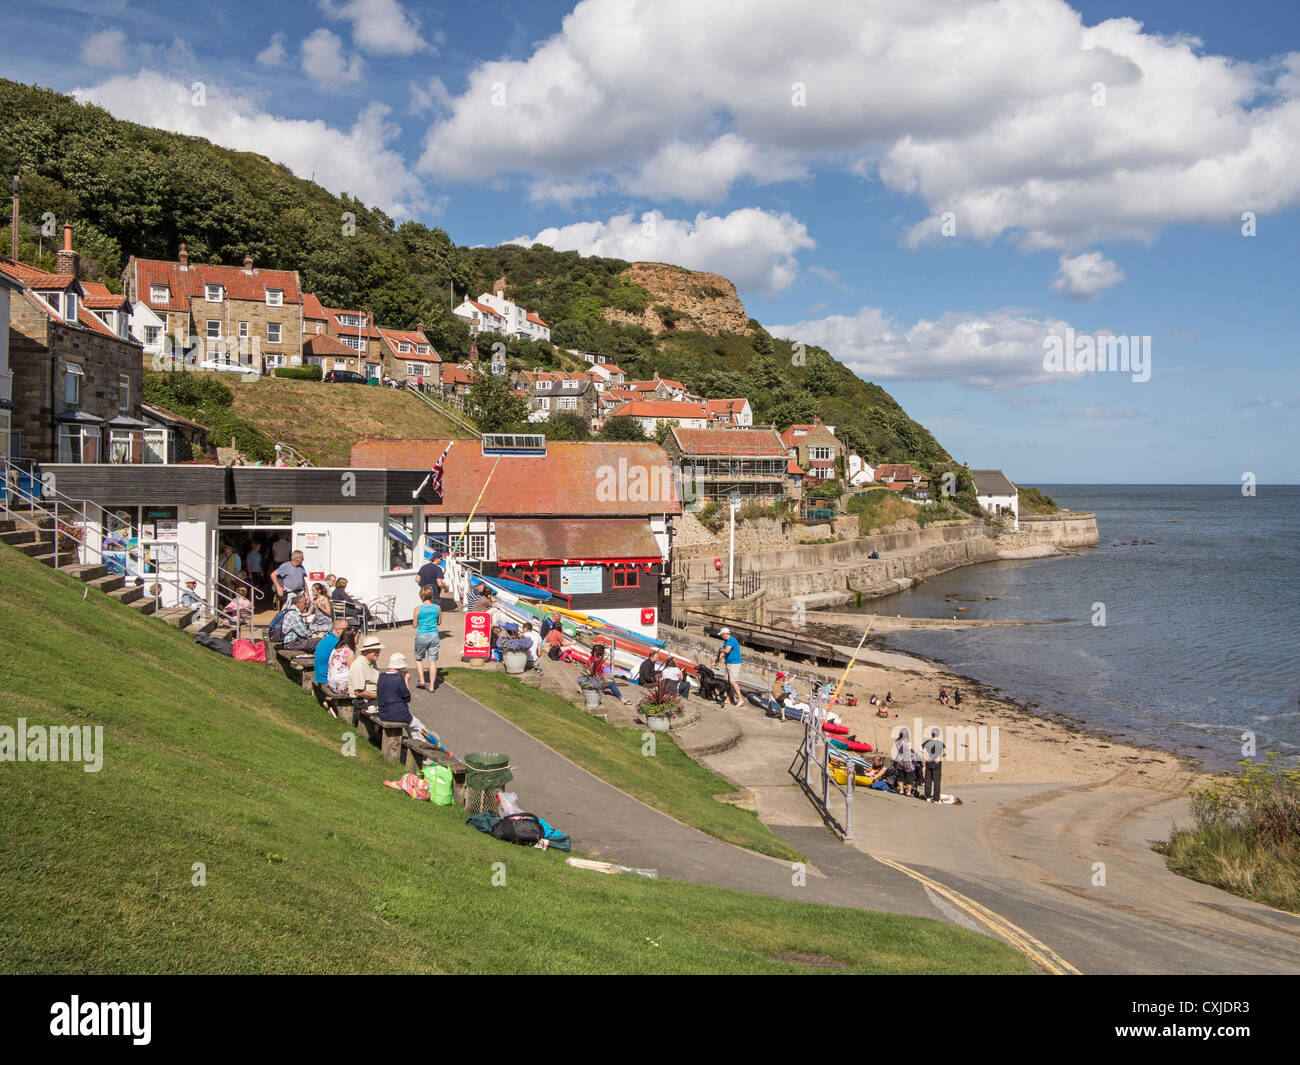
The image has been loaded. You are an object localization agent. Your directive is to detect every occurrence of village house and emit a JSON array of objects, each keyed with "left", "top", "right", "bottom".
[
  {"left": 2, "top": 228, "right": 151, "bottom": 465},
  {"left": 584, "top": 361, "right": 627, "bottom": 390},
  {"left": 610, "top": 399, "right": 710, "bottom": 438},
  {"left": 661, "top": 426, "right": 790, "bottom": 503},
  {"left": 318, "top": 303, "right": 384, "bottom": 377},
  {"left": 625, "top": 374, "right": 695, "bottom": 402},
  {"left": 301, "top": 292, "right": 329, "bottom": 338},
  {"left": 302, "top": 331, "right": 364, "bottom": 376},
  {"left": 706, "top": 398, "right": 753, "bottom": 427},
  {"left": 439, "top": 362, "right": 476, "bottom": 408},
  {"left": 970, "top": 468, "right": 1020, "bottom": 528},
  {"left": 780, "top": 421, "right": 843, "bottom": 481},
  {"left": 378, "top": 326, "right": 439, "bottom": 386},
  {"left": 515, "top": 369, "right": 600, "bottom": 424},
  {"left": 453, "top": 290, "right": 550, "bottom": 343},
  {"left": 123, "top": 245, "right": 303, "bottom": 373},
  {"left": 140, "top": 402, "right": 211, "bottom": 463},
  {"left": 875, "top": 463, "right": 924, "bottom": 488},
  {"left": 847, "top": 453, "right": 877, "bottom": 487}
]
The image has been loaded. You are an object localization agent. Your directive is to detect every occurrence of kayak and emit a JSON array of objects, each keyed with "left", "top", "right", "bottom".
[
  {"left": 823, "top": 723, "right": 851, "bottom": 736},
  {"left": 480, "top": 574, "right": 554, "bottom": 600},
  {"left": 828, "top": 737, "right": 873, "bottom": 753}
]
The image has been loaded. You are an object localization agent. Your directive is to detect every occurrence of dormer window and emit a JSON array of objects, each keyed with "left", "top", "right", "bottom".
[
  {"left": 416, "top": 344, "right": 429, "bottom": 355},
  {"left": 266, "top": 289, "right": 283, "bottom": 307},
  {"left": 150, "top": 285, "right": 169, "bottom": 304},
  {"left": 397, "top": 342, "right": 411, "bottom": 354},
  {"left": 537, "top": 380, "right": 551, "bottom": 390},
  {"left": 205, "top": 283, "right": 223, "bottom": 302},
  {"left": 65, "top": 292, "right": 77, "bottom": 322}
]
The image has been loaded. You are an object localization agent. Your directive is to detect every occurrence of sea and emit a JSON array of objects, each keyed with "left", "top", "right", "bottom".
[{"left": 828, "top": 485, "right": 1300, "bottom": 770}]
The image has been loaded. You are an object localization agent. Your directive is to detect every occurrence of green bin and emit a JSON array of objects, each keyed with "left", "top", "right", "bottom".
[{"left": 464, "top": 752, "right": 513, "bottom": 792}]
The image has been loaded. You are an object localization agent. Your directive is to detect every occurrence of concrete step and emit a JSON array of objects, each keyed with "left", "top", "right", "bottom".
[
  {"left": 183, "top": 614, "right": 221, "bottom": 637},
  {"left": 13, "top": 538, "right": 56, "bottom": 558},
  {"left": 0, "top": 529, "right": 45, "bottom": 548},
  {"left": 132, "top": 597, "right": 160, "bottom": 617},
  {"left": 85, "top": 573, "right": 126, "bottom": 595},
  {"left": 671, "top": 706, "right": 744, "bottom": 757},
  {"left": 60, "top": 562, "right": 109, "bottom": 583},
  {"left": 29, "top": 552, "right": 57, "bottom": 568},
  {"left": 156, "top": 606, "right": 196, "bottom": 628},
  {"left": 108, "top": 584, "right": 144, "bottom": 606}
]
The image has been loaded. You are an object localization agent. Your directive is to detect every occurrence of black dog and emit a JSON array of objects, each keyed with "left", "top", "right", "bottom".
[{"left": 694, "top": 663, "right": 730, "bottom": 706}]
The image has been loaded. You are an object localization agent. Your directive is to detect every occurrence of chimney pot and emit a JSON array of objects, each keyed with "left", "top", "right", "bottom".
[
  {"left": 178, "top": 242, "right": 189, "bottom": 269},
  {"left": 243, "top": 253, "right": 253, "bottom": 271},
  {"left": 55, "top": 224, "right": 80, "bottom": 280},
  {"left": 63, "top": 223, "right": 73, "bottom": 252}
]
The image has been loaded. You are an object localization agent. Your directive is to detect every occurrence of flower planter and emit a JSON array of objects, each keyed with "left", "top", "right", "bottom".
[
  {"left": 502, "top": 650, "right": 529, "bottom": 675},
  {"left": 581, "top": 687, "right": 604, "bottom": 709},
  {"left": 644, "top": 713, "right": 671, "bottom": 732}
]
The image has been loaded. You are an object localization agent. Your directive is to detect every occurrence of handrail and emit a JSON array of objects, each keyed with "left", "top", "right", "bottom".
[
  {"left": 3, "top": 458, "right": 261, "bottom": 640},
  {"left": 404, "top": 381, "right": 481, "bottom": 438}
]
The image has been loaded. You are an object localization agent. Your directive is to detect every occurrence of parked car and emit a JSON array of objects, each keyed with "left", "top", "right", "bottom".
[
  {"left": 324, "top": 370, "right": 368, "bottom": 384},
  {"left": 198, "top": 359, "right": 257, "bottom": 376}
]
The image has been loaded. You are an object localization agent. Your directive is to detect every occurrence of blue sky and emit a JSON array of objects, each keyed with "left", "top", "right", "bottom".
[{"left": 5, "top": 0, "right": 1298, "bottom": 483}]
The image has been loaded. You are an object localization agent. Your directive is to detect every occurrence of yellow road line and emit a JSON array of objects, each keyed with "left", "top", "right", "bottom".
[{"left": 874, "top": 855, "right": 1083, "bottom": 975}]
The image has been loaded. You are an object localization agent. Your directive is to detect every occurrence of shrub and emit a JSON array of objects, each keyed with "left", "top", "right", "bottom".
[
  {"left": 697, "top": 500, "right": 725, "bottom": 534},
  {"left": 274, "top": 366, "right": 323, "bottom": 380}
]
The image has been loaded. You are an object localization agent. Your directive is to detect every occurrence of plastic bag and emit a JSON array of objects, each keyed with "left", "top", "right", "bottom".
[{"left": 496, "top": 791, "right": 522, "bottom": 816}]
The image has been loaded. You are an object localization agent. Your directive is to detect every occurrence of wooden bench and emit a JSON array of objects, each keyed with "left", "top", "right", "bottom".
[
  {"left": 347, "top": 701, "right": 406, "bottom": 762},
  {"left": 311, "top": 681, "right": 353, "bottom": 719},
  {"left": 275, "top": 647, "right": 315, "bottom": 689},
  {"left": 400, "top": 739, "right": 467, "bottom": 803}
]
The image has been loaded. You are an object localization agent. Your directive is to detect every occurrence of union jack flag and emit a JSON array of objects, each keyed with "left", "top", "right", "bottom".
[{"left": 412, "top": 441, "right": 454, "bottom": 500}]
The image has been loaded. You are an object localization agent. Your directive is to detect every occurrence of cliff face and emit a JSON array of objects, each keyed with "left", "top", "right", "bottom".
[{"left": 604, "top": 262, "right": 751, "bottom": 335}]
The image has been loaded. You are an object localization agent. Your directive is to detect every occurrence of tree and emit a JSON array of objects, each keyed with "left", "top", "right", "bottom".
[
  {"left": 750, "top": 320, "right": 774, "bottom": 356},
  {"left": 544, "top": 410, "right": 590, "bottom": 440},
  {"left": 655, "top": 419, "right": 680, "bottom": 444},
  {"left": 551, "top": 320, "right": 593, "bottom": 351},
  {"left": 465, "top": 370, "right": 528, "bottom": 433},
  {"left": 767, "top": 387, "right": 818, "bottom": 430},
  {"left": 747, "top": 353, "right": 782, "bottom": 391},
  {"left": 803, "top": 351, "right": 838, "bottom": 397},
  {"left": 598, "top": 415, "right": 649, "bottom": 441},
  {"left": 695, "top": 369, "right": 748, "bottom": 399}
]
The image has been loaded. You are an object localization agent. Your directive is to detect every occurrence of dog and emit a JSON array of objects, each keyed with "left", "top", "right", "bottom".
[{"left": 694, "top": 663, "right": 731, "bottom": 706}]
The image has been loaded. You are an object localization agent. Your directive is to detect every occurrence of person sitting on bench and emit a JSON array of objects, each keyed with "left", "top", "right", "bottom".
[
  {"left": 349, "top": 635, "right": 384, "bottom": 708},
  {"left": 377, "top": 653, "right": 430, "bottom": 741},
  {"left": 281, "top": 594, "right": 320, "bottom": 652}
]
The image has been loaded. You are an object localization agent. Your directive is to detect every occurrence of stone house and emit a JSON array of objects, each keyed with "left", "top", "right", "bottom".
[
  {"left": 123, "top": 246, "right": 303, "bottom": 373},
  {"left": 705, "top": 398, "right": 753, "bottom": 426},
  {"left": 0, "top": 268, "right": 22, "bottom": 459},
  {"left": 3, "top": 229, "right": 148, "bottom": 464},
  {"left": 378, "top": 326, "right": 439, "bottom": 386},
  {"left": 440, "top": 362, "right": 476, "bottom": 407},
  {"left": 303, "top": 332, "right": 365, "bottom": 375},
  {"left": 970, "top": 469, "right": 1019, "bottom": 528},
  {"left": 780, "top": 421, "right": 843, "bottom": 481},
  {"left": 515, "top": 369, "right": 600, "bottom": 423},
  {"left": 661, "top": 426, "right": 789, "bottom": 503}
]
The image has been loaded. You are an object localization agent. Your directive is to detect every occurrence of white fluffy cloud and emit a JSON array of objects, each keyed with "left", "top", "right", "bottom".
[
  {"left": 318, "top": 0, "right": 432, "bottom": 55},
  {"left": 79, "top": 29, "right": 129, "bottom": 70},
  {"left": 256, "top": 33, "right": 288, "bottom": 69},
  {"left": 509, "top": 208, "right": 815, "bottom": 297},
  {"left": 1051, "top": 252, "right": 1126, "bottom": 299},
  {"left": 418, "top": 0, "right": 1300, "bottom": 249},
  {"left": 770, "top": 306, "right": 1082, "bottom": 389},
  {"left": 301, "top": 29, "right": 364, "bottom": 89},
  {"left": 72, "top": 72, "right": 426, "bottom": 218}
]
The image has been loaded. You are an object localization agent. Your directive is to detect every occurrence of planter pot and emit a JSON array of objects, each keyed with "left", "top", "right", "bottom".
[
  {"left": 503, "top": 650, "right": 529, "bottom": 675},
  {"left": 581, "top": 687, "right": 603, "bottom": 709},
  {"left": 645, "top": 714, "right": 671, "bottom": 732}
]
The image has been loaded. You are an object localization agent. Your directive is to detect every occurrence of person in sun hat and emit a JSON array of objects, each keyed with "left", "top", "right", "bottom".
[
  {"left": 377, "top": 651, "right": 430, "bottom": 739},
  {"left": 349, "top": 634, "right": 384, "bottom": 707},
  {"left": 712, "top": 626, "right": 743, "bottom": 706}
]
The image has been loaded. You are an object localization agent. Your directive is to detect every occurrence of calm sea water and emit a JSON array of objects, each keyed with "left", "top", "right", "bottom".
[{"left": 831, "top": 485, "right": 1300, "bottom": 769}]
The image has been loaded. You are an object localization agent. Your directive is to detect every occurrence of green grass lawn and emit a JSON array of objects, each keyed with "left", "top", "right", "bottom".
[
  {"left": 445, "top": 668, "right": 803, "bottom": 863},
  {"left": 0, "top": 545, "right": 1031, "bottom": 973}
]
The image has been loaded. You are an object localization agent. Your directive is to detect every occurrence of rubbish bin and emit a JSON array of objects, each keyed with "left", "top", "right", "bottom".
[{"left": 464, "top": 752, "right": 512, "bottom": 813}]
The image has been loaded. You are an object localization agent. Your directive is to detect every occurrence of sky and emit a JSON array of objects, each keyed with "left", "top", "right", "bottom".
[{"left": 3, "top": 0, "right": 1298, "bottom": 483}]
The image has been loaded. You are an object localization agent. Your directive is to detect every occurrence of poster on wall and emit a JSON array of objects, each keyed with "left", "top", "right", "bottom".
[
  {"left": 101, "top": 506, "right": 139, "bottom": 577},
  {"left": 462, "top": 612, "right": 491, "bottom": 660},
  {"left": 156, "top": 520, "right": 178, "bottom": 540},
  {"left": 559, "top": 566, "right": 603, "bottom": 595}
]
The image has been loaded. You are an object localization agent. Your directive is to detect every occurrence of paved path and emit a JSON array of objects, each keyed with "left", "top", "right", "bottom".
[{"left": 377, "top": 623, "right": 1300, "bottom": 974}]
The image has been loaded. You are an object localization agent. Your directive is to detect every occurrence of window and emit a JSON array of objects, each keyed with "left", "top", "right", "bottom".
[
  {"left": 810, "top": 446, "right": 834, "bottom": 462},
  {"left": 143, "top": 429, "right": 169, "bottom": 464},
  {"left": 537, "top": 380, "right": 551, "bottom": 390},
  {"left": 57, "top": 424, "right": 100, "bottom": 463},
  {"left": 118, "top": 374, "right": 130, "bottom": 413},
  {"left": 557, "top": 396, "right": 577, "bottom": 410},
  {"left": 64, "top": 363, "right": 83, "bottom": 406},
  {"left": 384, "top": 509, "right": 416, "bottom": 571},
  {"left": 265, "top": 289, "right": 283, "bottom": 307},
  {"left": 612, "top": 565, "right": 640, "bottom": 588},
  {"left": 406, "top": 363, "right": 429, "bottom": 377},
  {"left": 341, "top": 335, "right": 364, "bottom": 351},
  {"left": 238, "top": 321, "right": 249, "bottom": 338},
  {"left": 206, "top": 320, "right": 221, "bottom": 340},
  {"left": 205, "top": 283, "right": 223, "bottom": 302},
  {"left": 267, "top": 323, "right": 282, "bottom": 344},
  {"left": 108, "top": 429, "right": 143, "bottom": 464},
  {"left": 264, "top": 354, "right": 287, "bottom": 368},
  {"left": 65, "top": 292, "right": 77, "bottom": 322},
  {"left": 314, "top": 322, "right": 322, "bottom": 333},
  {"left": 142, "top": 323, "right": 161, "bottom": 346},
  {"left": 397, "top": 342, "right": 411, "bottom": 353},
  {"left": 416, "top": 344, "right": 429, "bottom": 355},
  {"left": 538, "top": 396, "right": 551, "bottom": 410},
  {"left": 563, "top": 380, "right": 579, "bottom": 389},
  {"left": 37, "top": 290, "right": 62, "bottom": 315},
  {"left": 466, "top": 533, "right": 488, "bottom": 560},
  {"left": 338, "top": 313, "right": 363, "bottom": 327},
  {"left": 150, "top": 285, "right": 169, "bottom": 304}
]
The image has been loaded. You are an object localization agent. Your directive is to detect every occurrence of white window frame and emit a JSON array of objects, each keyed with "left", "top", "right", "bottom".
[
  {"left": 416, "top": 344, "right": 429, "bottom": 355},
  {"left": 149, "top": 285, "right": 169, "bottom": 304},
  {"left": 205, "top": 283, "right": 223, "bottom": 303},
  {"left": 65, "top": 292, "right": 77, "bottom": 322},
  {"left": 206, "top": 320, "right": 221, "bottom": 340},
  {"left": 64, "top": 363, "right": 83, "bottom": 406},
  {"left": 108, "top": 428, "right": 143, "bottom": 464},
  {"left": 265, "top": 289, "right": 284, "bottom": 307},
  {"left": 58, "top": 424, "right": 100, "bottom": 464},
  {"left": 397, "top": 342, "right": 411, "bottom": 354},
  {"left": 810, "top": 446, "right": 834, "bottom": 462},
  {"left": 266, "top": 322, "right": 282, "bottom": 345},
  {"left": 118, "top": 373, "right": 130, "bottom": 413},
  {"left": 341, "top": 335, "right": 364, "bottom": 351},
  {"left": 466, "top": 533, "right": 488, "bottom": 560},
  {"left": 143, "top": 428, "right": 169, "bottom": 465},
  {"left": 406, "top": 363, "right": 429, "bottom": 377},
  {"left": 142, "top": 325, "right": 161, "bottom": 346},
  {"left": 238, "top": 321, "right": 249, "bottom": 338},
  {"left": 557, "top": 396, "right": 577, "bottom": 410}
]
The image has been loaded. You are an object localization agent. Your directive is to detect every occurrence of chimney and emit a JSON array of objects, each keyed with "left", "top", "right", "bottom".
[
  {"left": 496, "top": 290, "right": 504, "bottom": 300},
  {"left": 10, "top": 175, "right": 18, "bottom": 262},
  {"left": 243, "top": 253, "right": 253, "bottom": 272},
  {"left": 178, "top": 242, "right": 189, "bottom": 269},
  {"left": 55, "top": 224, "right": 79, "bottom": 279},
  {"left": 416, "top": 321, "right": 423, "bottom": 334}
]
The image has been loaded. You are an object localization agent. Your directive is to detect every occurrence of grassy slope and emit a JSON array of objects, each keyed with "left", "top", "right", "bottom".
[
  {"left": 445, "top": 669, "right": 802, "bottom": 863},
  {"left": 0, "top": 545, "right": 1030, "bottom": 973},
  {"left": 223, "top": 378, "right": 468, "bottom": 465}
]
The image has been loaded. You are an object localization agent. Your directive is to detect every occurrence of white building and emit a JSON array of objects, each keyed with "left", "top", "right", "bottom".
[
  {"left": 128, "top": 301, "right": 167, "bottom": 362},
  {"left": 847, "top": 453, "right": 877, "bottom": 487},
  {"left": 454, "top": 290, "right": 550, "bottom": 343},
  {"left": 969, "top": 469, "right": 1019, "bottom": 529}
]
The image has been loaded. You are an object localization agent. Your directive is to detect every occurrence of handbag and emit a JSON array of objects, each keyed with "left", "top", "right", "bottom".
[{"left": 232, "top": 638, "right": 266, "bottom": 662}]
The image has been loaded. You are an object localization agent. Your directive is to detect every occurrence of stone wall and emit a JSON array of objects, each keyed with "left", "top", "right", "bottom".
[{"left": 1019, "top": 511, "right": 1099, "bottom": 547}]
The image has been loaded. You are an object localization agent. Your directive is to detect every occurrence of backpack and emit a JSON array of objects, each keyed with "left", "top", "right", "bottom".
[
  {"left": 539, "top": 618, "right": 554, "bottom": 640},
  {"left": 491, "top": 812, "right": 545, "bottom": 846},
  {"left": 548, "top": 643, "right": 561, "bottom": 661},
  {"left": 195, "top": 632, "right": 234, "bottom": 656},
  {"left": 267, "top": 608, "right": 286, "bottom": 643}
]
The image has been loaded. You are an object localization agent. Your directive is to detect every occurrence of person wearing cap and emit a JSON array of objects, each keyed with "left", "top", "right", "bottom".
[
  {"left": 377, "top": 652, "right": 429, "bottom": 739},
  {"left": 180, "top": 577, "right": 205, "bottom": 615},
  {"left": 768, "top": 671, "right": 789, "bottom": 720},
  {"left": 281, "top": 594, "right": 320, "bottom": 652},
  {"left": 349, "top": 635, "right": 384, "bottom": 705},
  {"left": 713, "top": 627, "right": 743, "bottom": 706}
]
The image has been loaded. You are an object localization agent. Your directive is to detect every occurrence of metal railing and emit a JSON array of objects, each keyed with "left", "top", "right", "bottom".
[
  {"left": 1, "top": 458, "right": 262, "bottom": 640},
  {"left": 787, "top": 686, "right": 858, "bottom": 840},
  {"left": 404, "top": 381, "right": 481, "bottom": 438}
]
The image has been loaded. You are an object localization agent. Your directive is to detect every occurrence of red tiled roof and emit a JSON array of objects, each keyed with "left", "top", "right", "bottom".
[
  {"left": 611, "top": 400, "right": 708, "bottom": 419},
  {"left": 670, "top": 427, "right": 787, "bottom": 457},
  {"left": 525, "top": 311, "right": 550, "bottom": 328},
  {"left": 0, "top": 258, "right": 77, "bottom": 290},
  {"left": 80, "top": 281, "right": 130, "bottom": 309},
  {"left": 441, "top": 363, "right": 476, "bottom": 385},
  {"left": 302, "top": 292, "right": 328, "bottom": 320},
  {"left": 706, "top": 398, "right": 749, "bottom": 415},
  {"left": 463, "top": 299, "right": 503, "bottom": 319},
  {"left": 787, "top": 458, "right": 804, "bottom": 475},
  {"left": 77, "top": 306, "right": 122, "bottom": 339},
  {"left": 304, "top": 332, "right": 359, "bottom": 357},
  {"left": 133, "top": 257, "right": 301, "bottom": 312},
  {"left": 495, "top": 519, "right": 662, "bottom": 563},
  {"left": 350, "top": 439, "right": 681, "bottom": 516},
  {"left": 876, "top": 463, "right": 919, "bottom": 482},
  {"left": 380, "top": 327, "right": 439, "bottom": 361},
  {"left": 322, "top": 306, "right": 382, "bottom": 339}
]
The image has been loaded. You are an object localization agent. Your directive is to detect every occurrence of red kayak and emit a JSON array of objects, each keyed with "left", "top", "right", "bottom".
[{"left": 823, "top": 723, "right": 851, "bottom": 736}]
